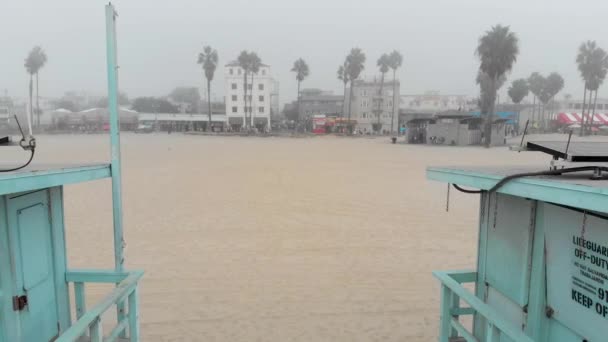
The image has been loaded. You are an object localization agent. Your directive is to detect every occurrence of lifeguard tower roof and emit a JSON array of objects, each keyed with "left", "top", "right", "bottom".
[
  {"left": 0, "top": 163, "right": 110, "bottom": 196},
  {"left": 428, "top": 165, "right": 608, "bottom": 213}
]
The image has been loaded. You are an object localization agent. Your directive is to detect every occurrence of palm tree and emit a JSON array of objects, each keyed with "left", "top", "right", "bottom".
[
  {"left": 527, "top": 72, "right": 544, "bottom": 124},
  {"left": 577, "top": 41, "right": 597, "bottom": 135},
  {"left": 197, "top": 46, "right": 219, "bottom": 131},
  {"left": 24, "top": 46, "right": 47, "bottom": 128},
  {"left": 291, "top": 58, "right": 310, "bottom": 127},
  {"left": 345, "top": 48, "right": 366, "bottom": 134},
  {"left": 586, "top": 47, "right": 608, "bottom": 132},
  {"left": 374, "top": 53, "right": 390, "bottom": 133},
  {"left": 543, "top": 72, "right": 564, "bottom": 128},
  {"left": 388, "top": 50, "right": 403, "bottom": 134},
  {"left": 476, "top": 25, "right": 519, "bottom": 147},
  {"left": 337, "top": 62, "right": 349, "bottom": 117},
  {"left": 507, "top": 79, "right": 529, "bottom": 131},
  {"left": 248, "top": 53, "right": 262, "bottom": 129},
  {"left": 237, "top": 51, "right": 251, "bottom": 129}
]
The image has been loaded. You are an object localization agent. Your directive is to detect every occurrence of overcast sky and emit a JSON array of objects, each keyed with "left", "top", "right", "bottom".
[{"left": 2, "top": 0, "right": 608, "bottom": 105}]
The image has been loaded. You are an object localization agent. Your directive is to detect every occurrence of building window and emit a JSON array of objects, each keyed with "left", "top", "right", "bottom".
[
  {"left": 231, "top": 83, "right": 237, "bottom": 90},
  {"left": 575, "top": 103, "right": 582, "bottom": 109},
  {"left": 232, "top": 95, "right": 237, "bottom": 101},
  {"left": 238, "top": 69, "right": 242, "bottom": 75},
  {"left": 259, "top": 107, "right": 264, "bottom": 113},
  {"left": 262, "top": 69, "right": 266, "bottom": 75},
  {"left": 387, "top": 101, "right": 393, "bottom": 108},
  {"left": 362, "top": 112, "right": 368, "bottom": 118},
  {"left": 248, "top": 95, "right": 252, "bottom": 101},
  {"left": 247, "top": 84, "right": 252, "bottom": 90},
  {"left": 230, "top": 68, "right": 234, "bottom": 75},
  {"left": 361, "top": 90, "right": 367, "bottom": 96},
  {"left": 232, "top": 106, "right": 237, "bottom": 113},
  {"left": 258, "top": 84, "right": 264, "bottom": 91},
  {"left": 259, "top": 95, "right": 264, "bottom": 101}
]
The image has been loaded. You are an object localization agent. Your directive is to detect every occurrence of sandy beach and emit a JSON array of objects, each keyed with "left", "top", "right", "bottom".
[{"left": 20, "top": 133, "right": 573, "bottom": 341}]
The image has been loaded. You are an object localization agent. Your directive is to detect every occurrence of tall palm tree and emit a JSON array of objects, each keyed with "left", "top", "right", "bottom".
[
  {"left": 507, "top": 78, "right": 529, "bottom": 131},
  {"left": 291, "top": 58, "right": 310, "bottom": 127},
  {"left": 197, "top": 46, "right": 218, "bottom": 131},
  {"left": 248, "top": 52, "right": 262, "bottom": 129},
  {"left": 374, "top": 53, "right": 390, "bottom": 132},
  {"left": 476, "top": 25, "right": 519, "bottom": 147},
  {"left": 237, "top": 51, "right": 251, "bottom": 129},
  {"left": 544, "top": 72, "right": 564, "bottom": 128},
  {"left": 345, "top": 48, "right": 366, "bottom": 134},
  {"left": 586, "top": 47, "right": 608, "bottom": 132},
  {"left": 24, "top": 46, "right": 47, "bottom": 128},
  {"left": 577, "top": 41, "right": 596, "bottom": 135},
  {"left": 388, "top": 50, "right": 403, "bottom": 134},
  {"left": 337, "top": 62, "right": 349, "bottom": 117},
  {"left": 527, "top": 72, "right": 544, "bottom": 124}
]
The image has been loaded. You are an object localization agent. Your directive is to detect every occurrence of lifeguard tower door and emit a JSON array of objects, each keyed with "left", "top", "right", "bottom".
[{"left": 5, "top": 190, "right": 60, "bottom": 341}]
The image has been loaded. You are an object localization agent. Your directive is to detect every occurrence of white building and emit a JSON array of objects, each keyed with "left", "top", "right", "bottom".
[
  {"left": 224, "top": 61, "right": 277, "bottom": 131},
  {"left": 401, "top": 91, "right": 476, "bottom": 113}
]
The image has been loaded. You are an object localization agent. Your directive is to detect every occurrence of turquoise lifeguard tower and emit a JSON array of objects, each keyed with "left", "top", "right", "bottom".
[
  {"left": 428, "top": 141, "right": 608, "bottom": 341},
  {"left": 0, "top": 4, "right": 142, "bottom": 341}
]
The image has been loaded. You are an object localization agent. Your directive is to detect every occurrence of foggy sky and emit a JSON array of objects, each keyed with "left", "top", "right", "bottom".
[{"left": 3, "top": 0, "right": 608, "bottom": 106}]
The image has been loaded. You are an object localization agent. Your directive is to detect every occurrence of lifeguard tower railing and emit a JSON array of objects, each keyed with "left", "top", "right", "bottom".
[
  {"left": 59, "top": 269, "right": 143, "bottom": 342},
  {"left": 433, "top": 270, "right": 534, "bottom": 342}
]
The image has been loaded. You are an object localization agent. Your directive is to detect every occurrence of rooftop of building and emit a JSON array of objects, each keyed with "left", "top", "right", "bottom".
[{"left": 225, "top": 60, "right": 270, "bottom": 68}]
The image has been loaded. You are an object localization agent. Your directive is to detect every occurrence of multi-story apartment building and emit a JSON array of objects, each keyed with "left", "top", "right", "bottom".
[
  {"left": 298, "top": 89, "right": 344, "bottom": 119},
  {"left": 224, "top": 62, "right": 277, "bottom": 131},
  {"left": 344, "top": 78, "right": 400, "bottom": 133},
  {"left": 401, "top": 91, "right": 475, "bottom": 113}
]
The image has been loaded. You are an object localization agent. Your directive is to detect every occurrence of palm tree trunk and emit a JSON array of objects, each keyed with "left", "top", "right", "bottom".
[
  {"left": 376, "top": 72, "right": 385, "bottom": 132},
  {"left": 207, "top": 79, "right": 212, "bottom": 132},
  {"left": 29, "top": 74, "right": 33, "bottom": 132},
  {"left": 484, "top": 77, "right": 496, "bottom": 148},
  {"left": 348, "top": 81, "right": 355, "bottom": 135},
  {"left": 250, "top": 72, "right": 254, "bottom": 129},
  {"left": 591, "top": 90, "right": 599, "bottom": 134},
  {"left": 342, "top": 82, "right": 347, "bottom": 117},
  {"left": 390, "top": 69, "right": 396, "bottom": 134},
  {"left": 580, "top": 86, "right": 587, "bottom": 136},
  {"left": 296, "top": 80, "right": 301, "bottom": 128},
  {"left": 531, "top": 96, "right": 536, "bottom": 123},
  {"left": 243, "top": 71, "right": 248, "bottom": 130},
  {"left": 36, "top": 72, "right": 40, "bottom": 128}
]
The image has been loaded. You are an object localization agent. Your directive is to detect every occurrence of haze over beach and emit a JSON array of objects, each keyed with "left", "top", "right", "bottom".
[{"left": 3, "top": 0, "right": 608, "bottom": 103}]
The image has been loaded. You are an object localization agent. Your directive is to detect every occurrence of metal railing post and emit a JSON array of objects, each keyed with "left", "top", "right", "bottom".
[
  {"left": 128, "top": 287, "right": 140, "bottom": 341},
  {"left": 439, "top": 285, "right": 453, "bottom": 342},
  {"left": 105, "top": 3, "right": 127, "bottom": 335}
]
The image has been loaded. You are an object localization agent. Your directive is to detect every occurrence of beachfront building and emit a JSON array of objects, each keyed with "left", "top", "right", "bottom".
[
  {"left": 344, "top": 78, "right": 400, "bottom": 133},
  {"left": 400, "top": 91, "right": 475, "bottom": 113},
  {"left": 224, "top": 62, "right": 277, "bottom": 131},
  {"left": 297, "top": 88, "right": 344, "bottom": 119},
  {"left": 0, "top": 96, "right": 13, "bottom": 128}
]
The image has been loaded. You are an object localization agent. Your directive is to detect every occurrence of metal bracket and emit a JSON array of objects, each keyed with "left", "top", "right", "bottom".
[{"left": 12, "top": 295, "right": 28, "bottom": 311}]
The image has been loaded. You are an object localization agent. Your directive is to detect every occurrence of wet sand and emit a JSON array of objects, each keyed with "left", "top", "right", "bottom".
[{"left": 25, "top": 134, "right": 560, "bottom": 341}]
